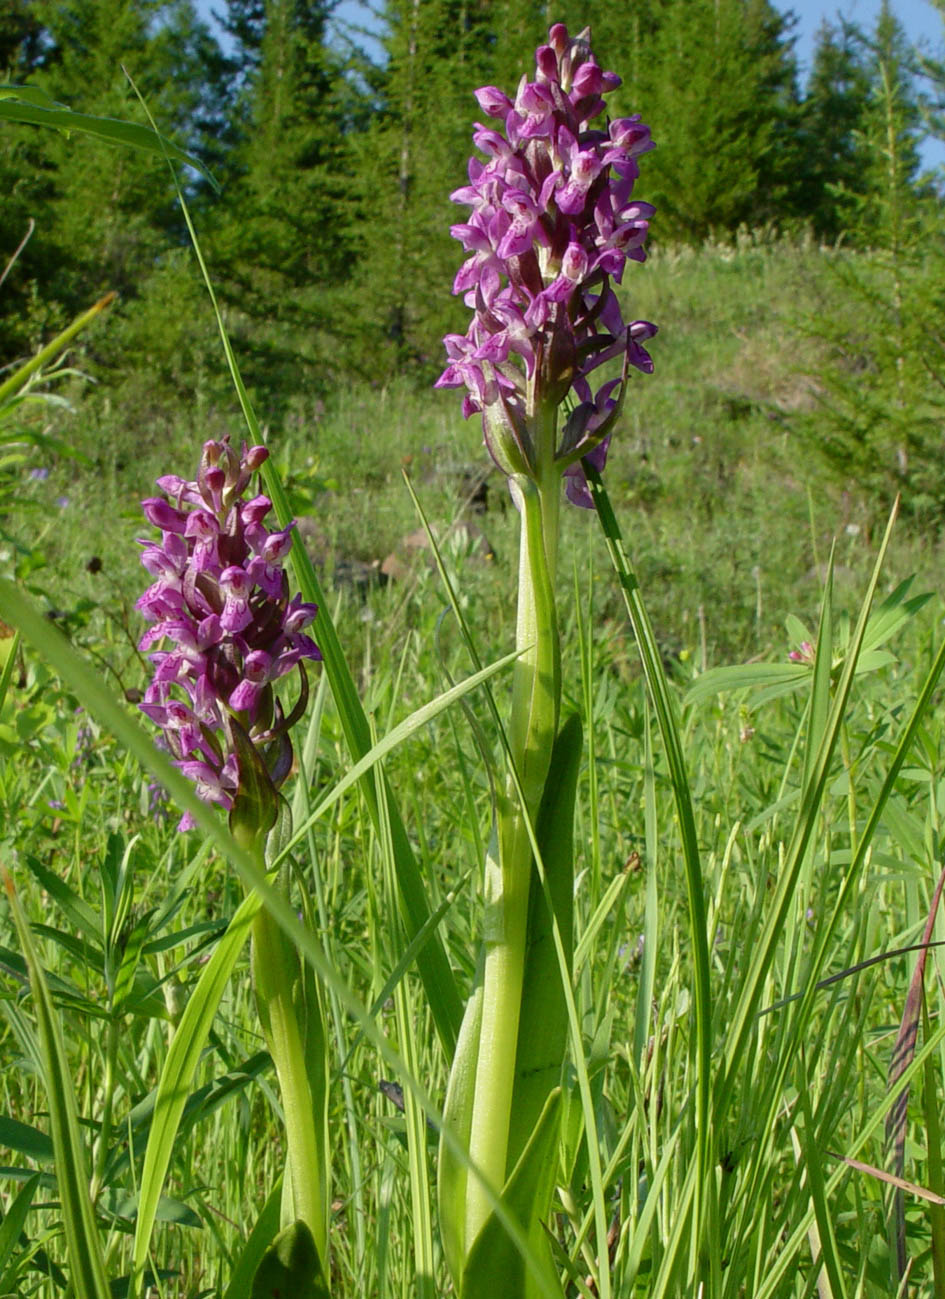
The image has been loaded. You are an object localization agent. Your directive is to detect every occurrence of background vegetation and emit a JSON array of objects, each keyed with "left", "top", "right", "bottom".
[
  {"left": 1, "top": 0, "right": 944, "bottom": 507},
  {"left": 5, "top": 1, "right": 945, "bottom": 1295}
]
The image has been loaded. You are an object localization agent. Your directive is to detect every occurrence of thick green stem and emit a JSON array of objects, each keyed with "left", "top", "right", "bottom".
[
  {"left": 465, "top": 471, "right": 560, "bottom": 1247},
  {"left": 234, "top": 809, "right": 329, "bottom": 1279},
  {"left": 252, "top": 896, "right": 328, "bottom": 1267}
]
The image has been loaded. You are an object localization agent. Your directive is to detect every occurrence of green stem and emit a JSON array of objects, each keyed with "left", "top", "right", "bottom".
[
  {"left": 90, "top": 1015, "right": 120, "bottom": 1203},
  {"left": 465, "top": 472, "right": 560, "bottom": 1247},
  {"left": 234, "top": 806, "right": 329, "bottom": 1279},
  {"left": 252, "top": 896, "right": 328, "bottom": 1266}
]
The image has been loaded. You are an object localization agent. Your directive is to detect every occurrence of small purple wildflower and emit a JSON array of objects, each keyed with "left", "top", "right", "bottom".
[
  {"left": 137, "top": 437, "right": 321, "bottom": 830},
  {"left": 436, "top": 23, "right": 657, "bottom": 506},
  {"left": 71, "top": 715, "right": 95, "bottom": 771},
  {"left": 56, "top": 496, "right": 70, "bottom": 509},
  {"left": 788, "top": 641, "right": 814, "bottom": 664},
  {"left": 29, "top": 467, "right": 50, "bottom": 481}
]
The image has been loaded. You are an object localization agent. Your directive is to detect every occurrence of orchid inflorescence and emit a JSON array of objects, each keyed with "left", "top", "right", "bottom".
[
  {"left": 136, "top": 437, "right": 320, "bottom": 829},
  {"left": 436, "top": 22, "right": 657, "bottom": 507}
]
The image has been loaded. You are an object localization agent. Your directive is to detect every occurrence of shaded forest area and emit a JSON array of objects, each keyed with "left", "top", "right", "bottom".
[{"left": 2, "top": 0, "right": 945, "bottom": 520}]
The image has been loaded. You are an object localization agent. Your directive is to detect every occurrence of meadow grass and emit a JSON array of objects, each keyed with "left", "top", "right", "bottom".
[{"left": 3, "top": 236, "right": 945, "bottom": 1296}]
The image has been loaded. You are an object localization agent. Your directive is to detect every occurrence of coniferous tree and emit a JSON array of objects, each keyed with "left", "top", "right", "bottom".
[
  {"left": 0, "top": 1, "right": 51, "bottom": 79},
  {"left": 605, "top": 0, "right": 799, "bottom": 242},
  {"left": 0, "top": 2, "right": 57, "bottom": 354},
  {"left": 350, "top": 0, "right": 500, "bottom": 376},
  {"left": 0, "top": 0, "right": 230, "bottom": 405},
  {"left": 221, "top": 0, "right": 268, "bottom": 75},
  {"left": 851, "top": 1, "right": 924, "bottom": 246},
  {"left": 796, "top": 20, "right": 873, "bottom": 241},
  {"left": 212, "top": 0, "right": 362, "bottom": 401},
  {"left": 799, "top": 2, "right": 945, "bottom": 524}
]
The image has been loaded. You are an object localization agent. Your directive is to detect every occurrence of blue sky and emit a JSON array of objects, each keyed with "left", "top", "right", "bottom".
[
  {"left": 775, "top": 0, "right": 944, "bottom": 169},
  {"left": 778, "top": 0, "right": 942, "bottom": 79},
  {"left": 196, "top": 0, "right": 943, "bottom": 65},
  {"left": 196, "top": 0, "right": 944, "bottom": 77}
]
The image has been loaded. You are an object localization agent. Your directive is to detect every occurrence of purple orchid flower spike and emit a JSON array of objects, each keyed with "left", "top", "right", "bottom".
[
  {"left": 137, "top": 436, "right": 320, "bottom": 831},
  {"left": 436, "top": 22, "right": 657, "bottom": 506}
]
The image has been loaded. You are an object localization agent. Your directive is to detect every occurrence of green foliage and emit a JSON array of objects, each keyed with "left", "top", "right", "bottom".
[
  {"left": 0, "top": 0, "right": 222, "bottom": 365},
  {"left": 797, "top": 19, "right": 874, "bottom": 241},
  {"left": 795, "top": 6, "right": 945, "bottom": 526},
  {"left": 4, "top": 877, "right": 110, "bottom": 1299},
  {"left": 251, "top": 1220, "right": 329, "bottom": 1298},
  {"left": 210, "top": 0, "right": 360, "bottom": 404},
  {"left": 349, "top": 0, "right": 507, "bottom": 374},
  {"left": 1, "top": 0, "right": 940, "bottom": 413},
  {"left": 5, "top": 19, "right": 945, "bottom": 1280},
  {"left": 7, "top": 492, "right": 945, "bottom": 1295},
  {"left": 611, "top": 0, "right": 801, "bottom": 242}
]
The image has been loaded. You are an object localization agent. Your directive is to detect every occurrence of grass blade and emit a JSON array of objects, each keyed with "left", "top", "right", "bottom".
[
  {"left": 273, "top": 646, "right": 522, "bottom": 858},
  {"left": 0, "top": 86, "right": 216, "bottom": 186},
  {"left": 797, "top": 1056, "right": 847, "bottom": 1299},
  {"left": 2, "top": 874, "right": 110, "bottom": 1299},
  {"left": 583, "top": 460, "right": 713, "bottom": 1279},
  {"left": 634, "top": 707, "right": 659, "bottom": 1071},
  {"left": 0, "top": 1171, "right": 40, "bottom": 1280},
  {"left": 717, "top": 502, "right": 899, "bottom": 1118},
  {"left": 130, "top": 891, "right": 262, "bottom": 1297}
]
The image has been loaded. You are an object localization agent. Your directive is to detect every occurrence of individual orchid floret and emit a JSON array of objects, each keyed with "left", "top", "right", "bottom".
[
  {"left": 137, "top": 436, "right": 320, "bottom": 831},
  {"left": 436, "top": 23, "right": 657, "bottom": 507}
]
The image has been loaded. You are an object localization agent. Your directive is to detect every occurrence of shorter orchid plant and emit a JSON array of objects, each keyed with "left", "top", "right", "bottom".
[
  {"left": 138, "top": 437, "right": 331, "bottom": 1295},
  {"left": 137, "top": 438, "right": 320, "bottom": 832}
]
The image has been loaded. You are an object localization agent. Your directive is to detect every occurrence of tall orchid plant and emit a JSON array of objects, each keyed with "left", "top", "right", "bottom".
[{"left": 435, "top": 23, "right": 656, "bottom": 1292}]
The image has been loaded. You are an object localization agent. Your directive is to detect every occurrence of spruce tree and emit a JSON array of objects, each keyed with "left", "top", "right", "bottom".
[
  {"left": 852, "top": 1, "right": 924, "bottom": 246},
  {"left": 607, "top": 0, "right": 799, "bottom": 242},
  {"left": 0, "top": 1, "right": 50, "bottom": 79},
  {"left": 797, "top": 20, "right": 873, "bottom": 241},
  {"left": 0, "top": 0, "right": 229, "bottom": 404},
  {"left": 799, "top": 2, "right": 945, "bottom": 523},
  {"left": 350, "top": 0, "right": 513, "bottom": 377},
  {"left": 0, "top": 2, "right": 57, "bottom": 357},
  {"left": 212, "top": 0, "right": 361, "bottom": 401}
]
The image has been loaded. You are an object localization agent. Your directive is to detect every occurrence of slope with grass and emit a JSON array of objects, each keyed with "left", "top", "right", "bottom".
[{"left": 2, "top": 235, "right": 945, "bottom": 1296}]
